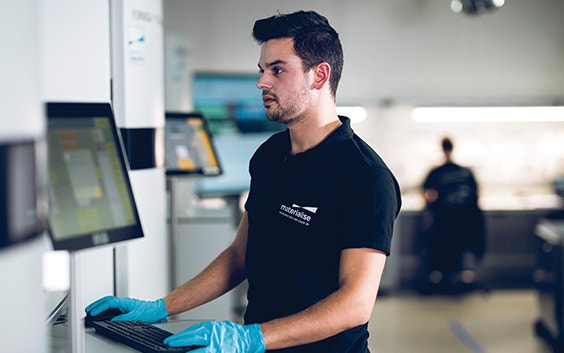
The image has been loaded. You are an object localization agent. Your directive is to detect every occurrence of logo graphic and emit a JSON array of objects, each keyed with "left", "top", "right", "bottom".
[
  {"left": 128, "top": 25, "right": 146, "bottom": 63},
  {"left": 279, "top": 203, "right": 319, "bottom": 226},
  {"left": 292, "top": 204, "right": 318, "bottom": 214}
]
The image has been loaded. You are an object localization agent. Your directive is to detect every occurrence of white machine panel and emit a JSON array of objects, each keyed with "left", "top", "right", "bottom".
[
  {"left": 111, "top": 0, "right": 168, "bottom": 299},
  {"left": 111, "top": 0, "right": 164, "bottom": 129}
]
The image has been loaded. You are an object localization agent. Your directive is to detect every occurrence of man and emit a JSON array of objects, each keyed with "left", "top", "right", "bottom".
[
  {"left": 86, "top": 10, "right": 401, "bottom": 352},
  {"left": 420, "top": 136, "right": 485, "bottom": 294}
]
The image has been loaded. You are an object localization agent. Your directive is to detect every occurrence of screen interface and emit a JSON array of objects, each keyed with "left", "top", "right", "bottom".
[
  {"left": 165, "top": 113, "right": 222, "bottom": 176},
  {"left": 47, "top": 103, "right": 143, "bottom": 250}
]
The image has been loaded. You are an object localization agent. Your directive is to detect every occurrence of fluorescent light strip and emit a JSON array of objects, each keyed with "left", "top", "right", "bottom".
[{"left": 412, "top": 106, "right": 564, "bottom": 123}]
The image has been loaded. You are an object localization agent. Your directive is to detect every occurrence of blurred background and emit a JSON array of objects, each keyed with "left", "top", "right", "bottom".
[{"left": 2, "top": 1, "right": 564, "bottom": 352}]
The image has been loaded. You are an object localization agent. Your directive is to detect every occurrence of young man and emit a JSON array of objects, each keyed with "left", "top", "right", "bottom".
[{"left": 86, "top": 11, "right": 401, "bottom": 353}]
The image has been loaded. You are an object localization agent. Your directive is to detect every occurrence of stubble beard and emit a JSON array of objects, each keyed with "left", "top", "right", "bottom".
[{"left": 264, "top": 85, "right": 310, "bottom": 127}]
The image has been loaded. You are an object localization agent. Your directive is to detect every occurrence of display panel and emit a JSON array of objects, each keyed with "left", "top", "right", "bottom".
[
  {"left": 165, "top": 112, "right": 222, "bottom": 177},
  {"left": 46, "top": 102, "right": 144, "bottom": 251},
  {"left": 192, "top": 72, "right": 284, "bottom": 134}
]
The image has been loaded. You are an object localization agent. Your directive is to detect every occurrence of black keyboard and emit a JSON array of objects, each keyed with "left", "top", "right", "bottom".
[{"left": 86, "top": 319, "right": 198, "bottom": 353}]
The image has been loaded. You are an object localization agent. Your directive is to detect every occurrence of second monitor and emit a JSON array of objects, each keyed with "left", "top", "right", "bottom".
[{"left": 165, "top": 112, "right": 222, "bottom": 177}]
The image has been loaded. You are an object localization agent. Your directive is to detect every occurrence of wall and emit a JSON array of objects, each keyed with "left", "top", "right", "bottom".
[{"left": 0, "top": 1, "right": 47, "bottom": 351}]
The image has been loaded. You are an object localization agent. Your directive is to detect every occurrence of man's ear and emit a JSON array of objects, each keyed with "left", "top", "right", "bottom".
[{"left": 312, "top": 62, "right": 331, "bottom": 90}]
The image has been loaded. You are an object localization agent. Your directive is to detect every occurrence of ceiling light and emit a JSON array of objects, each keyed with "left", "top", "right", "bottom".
[
  {"left": 451, "top": 0, "right": 505, "bottom": 16},
  {"left": 411, "top": 106, "right": 564, "bottom": 123},
  {"left": 337, "top": 106, "right": 367, "bottom": 123}
]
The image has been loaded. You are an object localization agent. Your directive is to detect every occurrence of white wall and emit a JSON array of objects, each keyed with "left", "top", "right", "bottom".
[
  {"left": 1, "top": 3, "right": 44, "bottom": 141},
  {"left": 164, "top": 33, "right": 192, "bottom": 111},
  {"left": 41, "top": 0, "right": 111, "bottom": 103},
  {"left": 0, "top": 1, "right": 47, "bottom": 351}
]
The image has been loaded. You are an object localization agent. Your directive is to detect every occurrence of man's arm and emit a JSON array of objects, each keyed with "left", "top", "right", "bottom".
[
  {"left": 260, "top": 247, "right": 387, "bottom": 350},
  {"left": 423, "top": 188, "right": 438, "bottom": 203},
  {"left": 163, "top": 212, "right": 250, "bottom": 316}
]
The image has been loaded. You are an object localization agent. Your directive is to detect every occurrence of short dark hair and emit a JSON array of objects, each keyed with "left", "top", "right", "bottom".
[
  {"left": 442, "top": 137, "right": 454, "bottom": 152},
  {"left": 252, "top": 10, "right": 344, "bottom": 99}
]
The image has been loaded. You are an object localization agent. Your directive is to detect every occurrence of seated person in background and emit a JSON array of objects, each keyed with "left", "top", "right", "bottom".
[
  {"left": 86, "top": 10, "right": 401, "bottom": 353},
  {"left": 419, "top": 136, "right": 486, "bottom": 294}
]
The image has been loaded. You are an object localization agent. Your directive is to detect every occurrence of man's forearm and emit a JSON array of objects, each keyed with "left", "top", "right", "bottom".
[
  {"left": 164, "top": 213, "right": 250, "bottom": 316},
  {"left": 164, "top": 245, "right": 246, "bottom": 316}
]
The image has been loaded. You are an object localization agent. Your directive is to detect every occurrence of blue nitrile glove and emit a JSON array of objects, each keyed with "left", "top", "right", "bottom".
[
  {"left": 85, "top": 296, "right": 168, "bottom": 323},
  {"left": 164, "top": 320, "right": 265, "bottom": 353}
]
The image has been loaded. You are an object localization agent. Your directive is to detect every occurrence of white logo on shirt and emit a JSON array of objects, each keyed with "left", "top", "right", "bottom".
[
  {"left": 292, "top": 204, "right": 318, "bottom": 214},
  {"left": 279, "top": 203, "right": 318, "bottom": 226}
]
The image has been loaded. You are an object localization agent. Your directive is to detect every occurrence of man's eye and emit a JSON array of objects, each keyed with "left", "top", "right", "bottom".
[{"left": 273, "top": 67, "right": 283, "bottom": 75}]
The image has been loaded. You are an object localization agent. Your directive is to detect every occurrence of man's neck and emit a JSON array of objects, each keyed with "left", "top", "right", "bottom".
[{"left": 287, "top": 111, "right": 341, "bottom": 155}]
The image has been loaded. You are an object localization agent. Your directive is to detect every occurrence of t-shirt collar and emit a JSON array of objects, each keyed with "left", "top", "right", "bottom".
[
  {"left": 279, "top": 115, "right": 353, "bottom": 158},
  {"left": 323, "top": 115, "right": 354, "bottom": 145}
]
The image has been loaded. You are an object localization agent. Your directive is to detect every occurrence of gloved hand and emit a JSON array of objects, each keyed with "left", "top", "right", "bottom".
[
  {"left": 164, "top": 320, "right": 265, "bottom": 353},
  {"left": 85, "top": 296, "right": 168, "bottom": 323}
]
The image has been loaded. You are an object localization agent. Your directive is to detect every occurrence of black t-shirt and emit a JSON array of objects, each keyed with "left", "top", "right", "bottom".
[
  {"left": 422, "top": 162, "right": 485, "bottom": 257},
  {"left": 244, "top": 117, "right": 401, "bottom": 353},
  {"left": 423, "top": 162, "right": 478, "bottom": 211}
]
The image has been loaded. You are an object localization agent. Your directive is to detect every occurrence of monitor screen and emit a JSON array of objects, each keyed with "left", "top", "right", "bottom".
[
  {"left": 192, "top": 72, "right": 285, "bottom": 134},
  {"left": 165, "top": 112, "right": 222, "bottom": 177},
  {"left": 46, "top": 102, "right": 144, "bottom": 251}
]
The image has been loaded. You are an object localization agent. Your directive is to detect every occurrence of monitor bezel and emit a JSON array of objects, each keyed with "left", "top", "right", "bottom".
[
  {"left": 46, "top": 102, "right": 144, "bottom": 252},
  {"left": 164, "top": 111, "right": 223, "bottom": 177}
]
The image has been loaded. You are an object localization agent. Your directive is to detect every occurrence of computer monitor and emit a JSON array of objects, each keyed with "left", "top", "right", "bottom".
[
  {"left": 46, "top": 102, "right": 144, "bottom": 252},
  {"left": 0, "top": 139, "right": 45, "bottom": 249},
  {"left": 192, "top": 72, "right": 284, "bottom": 134},
  {"left": 165, "top": 112, "right": 222, "bottom": 177}
]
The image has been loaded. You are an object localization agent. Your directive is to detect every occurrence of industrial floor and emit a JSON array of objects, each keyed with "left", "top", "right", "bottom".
[{"left": 368, "top": 289, "right": 554, "bottom": 353}]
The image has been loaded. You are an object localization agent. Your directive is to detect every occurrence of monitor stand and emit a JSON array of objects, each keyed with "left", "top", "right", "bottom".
[
  {"left": 167, "top": 176, "right": 183, "bottom": 292},
  {"left": 68, "top": 251, "right": 85, "bottom": 352},
  {"left": 65, "top": 246, "right": 127, "bottom": 352},
  {"left": 114, "top": 244, "right": 129, "bottom": 297},
  {"left": 166, "top": 176, "right": 202, "bottom": 291}
]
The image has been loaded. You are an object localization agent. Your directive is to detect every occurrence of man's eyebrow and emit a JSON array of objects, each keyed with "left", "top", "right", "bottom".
[{"left": 258, "top": 60, "right": 287, "bottom": 70}]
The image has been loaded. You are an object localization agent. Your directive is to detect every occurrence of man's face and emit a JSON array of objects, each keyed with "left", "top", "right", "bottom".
[{"left": 257, "top": 38, "right": 314, "bottom": 126}]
